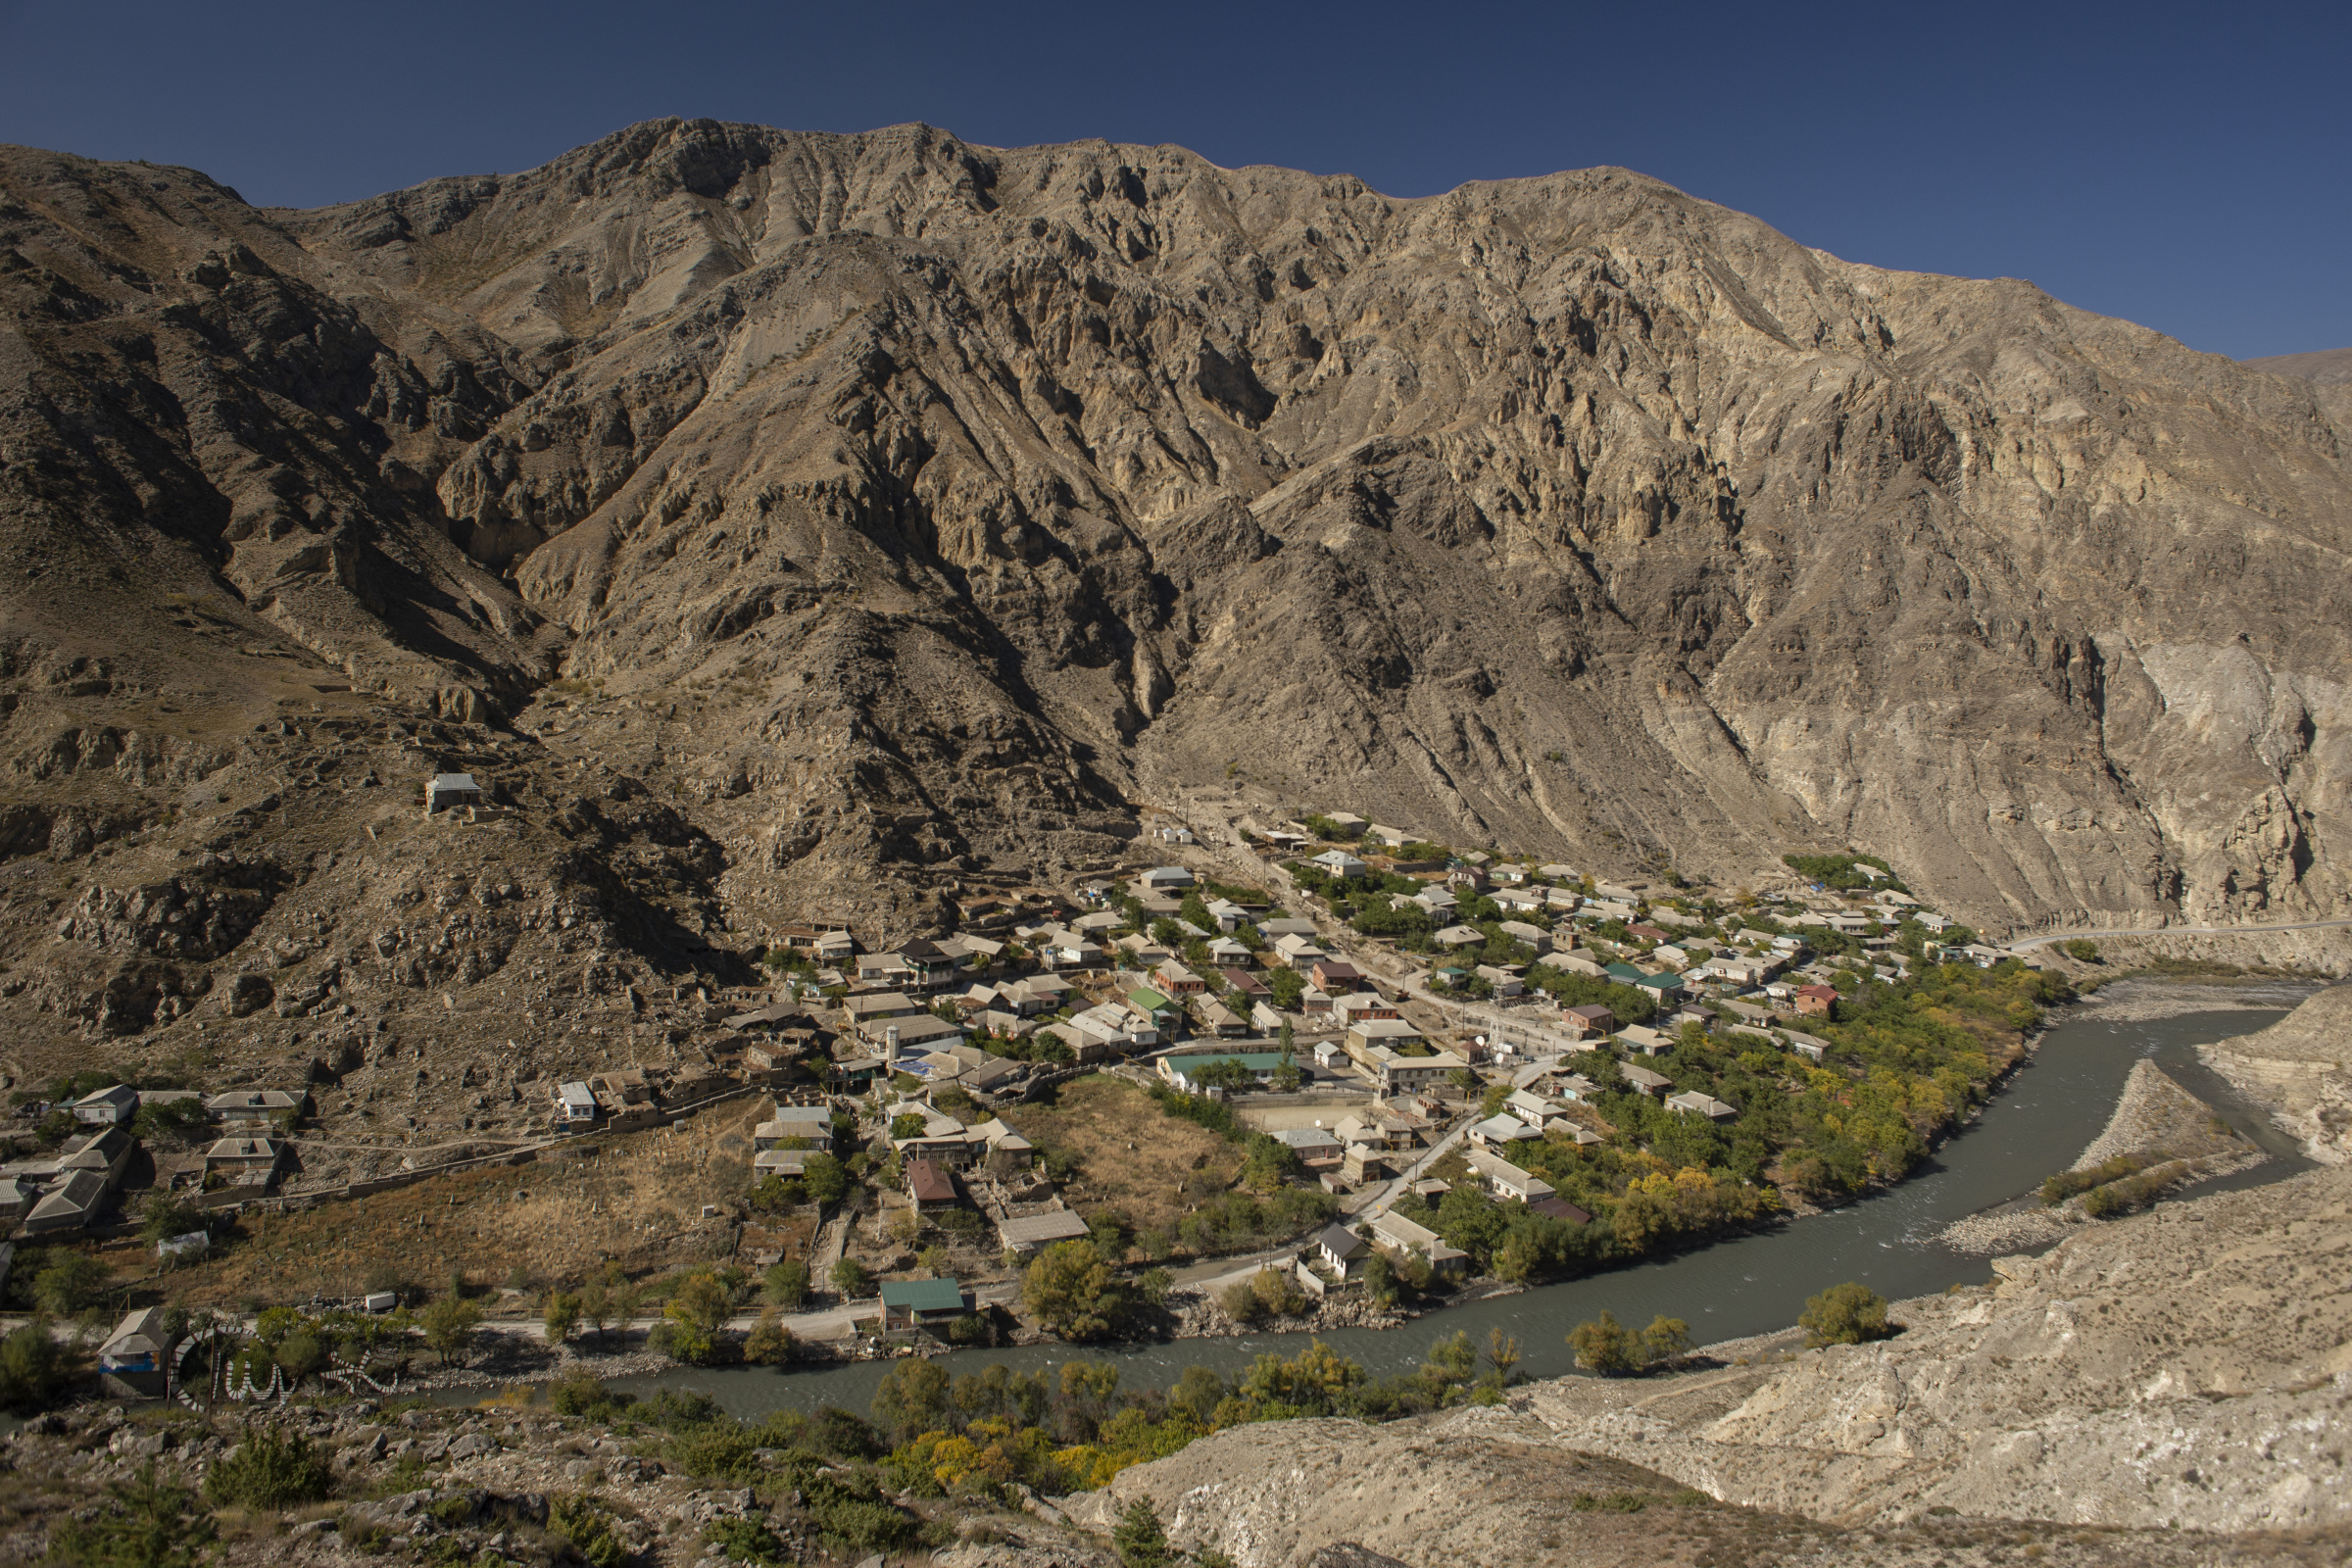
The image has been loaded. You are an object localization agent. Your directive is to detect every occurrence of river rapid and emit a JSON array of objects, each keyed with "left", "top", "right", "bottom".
[{"left": 564, "top": 989, "right": 2322, "bottom": 1417}]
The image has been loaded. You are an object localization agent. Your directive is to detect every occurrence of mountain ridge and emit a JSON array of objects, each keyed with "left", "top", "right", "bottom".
[{"left": 1, "top": 118, "right": 2348, "bottom": 1019}]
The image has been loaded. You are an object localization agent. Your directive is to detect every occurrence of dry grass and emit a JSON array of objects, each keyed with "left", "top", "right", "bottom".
[
  {"left": 156, "top": 1099, "right": 770, "bottom": 1305},
  {"left": 1000, "top": 1073, "right": 1242, "bottom": 1236}
]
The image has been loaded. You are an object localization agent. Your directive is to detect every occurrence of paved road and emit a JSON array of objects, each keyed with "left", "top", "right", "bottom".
[
  {"left": 1346, "top": 1115, "right": 1471, "bottom": 1222},
  {"left": 2006, "top": 917, "right": 2352, "bottom": 952}
]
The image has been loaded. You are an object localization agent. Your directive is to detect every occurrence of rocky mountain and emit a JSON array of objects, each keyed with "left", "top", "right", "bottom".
[
  {"left": 3, "top": 117, "right": 2351, "bottom": 1073},
  {"left": 2242, "top": 346, "right": 2352, "bottom": 386}
]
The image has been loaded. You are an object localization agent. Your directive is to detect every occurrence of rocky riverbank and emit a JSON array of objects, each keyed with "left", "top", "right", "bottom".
[{"left": 2199, "top": 983, "right": 2352, "bottom": 1164}]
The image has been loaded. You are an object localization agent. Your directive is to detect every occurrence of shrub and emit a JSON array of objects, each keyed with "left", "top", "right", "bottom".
[
  {"left": 50, "top": 1461, "right": 217, "bottom": 1568},
  {"left": 704, "top": 1517, "right": 789, "bottom": 1565},
  {"left": 543, "top": 1291, "right": 581, "bottom": 1345},
  {"left": 1567, "top": 1311, "right": 1691, "bottom": 1375},
  {"left": 1249, "top": 1267, "right": 1308, "bottom": 1319},
  {"left": 0, "top": 1315, "right": 73, "bottom": 1412},
  {"left": 419, "top": 1296, "right": 481, "bottom": 1365},
  {"left": 33, "top": 1252, "right": 109, "bottom": 1316},
  {"left": 548, "top": 1494, "right": 624, "bottom": 1568},
  {"left": 2061, "top": 938, "right": 2101, "bottom": 962},
  {"left": 549, "top": 1375, "right": 636, "bottom": 1421},
  {"left": 744, "top": 1310, "right": 794, "bottom": 1366},
  {"left": 831, "top": 1257, "right": 873, "bottom": 1298},
  {"left": 1113, "top": 1497, "right": 1171, "bottom": 1568},
  {"left": 1219, "top": 1281, "right": 1261, "bottom": 1323},
  {"left": 762, "top": 1260, "right": 810, "bottom": 1308},
  {"left": 1800, "top": 1282, "right": 1894, "bottom": 1347},
  {"left": 206, "top": 1424, "right": 333, "bottom": 1509}
]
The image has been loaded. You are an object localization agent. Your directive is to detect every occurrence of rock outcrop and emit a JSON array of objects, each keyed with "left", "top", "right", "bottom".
[
  {"left": 1092, "top": 1164, "right": 2352, "bottom": 1560},
  {"left": 2201, "top": 982, "right": 2352, "bottom": 1162}
]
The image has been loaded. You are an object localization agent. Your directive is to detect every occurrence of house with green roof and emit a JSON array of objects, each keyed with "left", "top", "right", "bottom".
[
  {"left": 1127, "top": 985, "right": 1180, "bottom": 1030},
  {"left": 879, "top": 1278, "right": 969, "bottom": 1329}
]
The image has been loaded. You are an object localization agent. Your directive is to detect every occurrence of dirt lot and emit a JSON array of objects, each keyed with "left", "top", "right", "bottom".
[
  {"left": 999, "top": 1073, "right": 1242, "bottom": 1238},
  {"left": 117, "top": 1097, "right": 779, "bottom": 1308},
  {"left": 1238, "top": 1099, "right": 1376, "bottom": 1133}
]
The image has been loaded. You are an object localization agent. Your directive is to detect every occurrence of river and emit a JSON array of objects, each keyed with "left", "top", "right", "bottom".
[{"left": 553, "top": 994, "right": 2321, "bottom": 1417}]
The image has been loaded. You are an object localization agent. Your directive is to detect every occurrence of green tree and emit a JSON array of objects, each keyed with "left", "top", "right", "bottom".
[
  {"left": 743, "top": 1310, "right": 794, "bottom": 1367},
  {"left": 1021, "top": 1240, "right": 1125, "bottom": 1340},
  {"left": 869, "top": 1357, "right": 955, "bottom": 1446},
  {"left": 890, "top": 1111, "right": 929, "bottom": 1140},
  {"left": 1361, "top": 1250, "right": 1397, "bottom": 1307},
  {"left": 1800, "top": 1282, "right": 1893, "bottom": 1347},
  {"left": 139, "top": 1195, "right": 203, "bottom": 1246},
  {"left": 0, "top": 1315, "right": 71, "bottom": 1412},
  {"left": 802, "top": 1152, "right": 850, "bottom": 1205},
  {"left": 2061, "top": 938, "right": 2101, "bottom": 962},
  {"left": 419, "top": 1295, "right": 482, "bottom": 1366},
  {"left": 34, "top": 1252, "right": 109, "bottom": 1316},
  {"left": 51, "top": 1461, "right": 217, "bottom": 1568},
  {"left": 831, "top": 1257, "right": 874, "bottom": 1298},
  {"left": 206, "top": 1424, "right": 332, "bottom": 1508},
  {"left": 543, "top": 1291, "right": 582, "bottom": 1347},
  {"left": 1567, "top": 1310, "right": 1686, "bottom": 1375},
  {"left": 762, "top": 1260, "right": 810, "bottom": 1308},
  {"left": 1112, "top": 1498, "right": 1170, "bottom": 1568}
]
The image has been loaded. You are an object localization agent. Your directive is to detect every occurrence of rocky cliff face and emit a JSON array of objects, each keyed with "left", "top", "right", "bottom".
[
  {"left": 2202, "top": 982, "right": 2352, "bottom": 1163},
  {"left": 3, "top": 119, "right": 2351, "bottom": 1065}
]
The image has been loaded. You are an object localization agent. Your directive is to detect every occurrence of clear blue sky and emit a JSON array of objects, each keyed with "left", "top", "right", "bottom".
[{"left": 3, "top": 0, "right": 2344, "bottom": 359}]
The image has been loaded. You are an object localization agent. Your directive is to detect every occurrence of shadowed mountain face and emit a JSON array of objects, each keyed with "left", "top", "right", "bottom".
[{"left": 4, "top": 117, "right": 2350, "bottom": 945}]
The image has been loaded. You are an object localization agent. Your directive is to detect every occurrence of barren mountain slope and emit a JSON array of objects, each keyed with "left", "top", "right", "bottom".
[{"left": 3, "top": 119, "right": 2352, "bottom": 1080}]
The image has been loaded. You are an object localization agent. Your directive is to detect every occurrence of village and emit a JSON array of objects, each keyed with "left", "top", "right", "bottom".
[{"left": 3, "top": 800, "right": 2044, "bottom": 1384}]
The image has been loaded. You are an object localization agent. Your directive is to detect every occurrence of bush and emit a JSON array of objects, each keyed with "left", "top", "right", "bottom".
[
  {"left": 33, "top": 1252, "right": 109, "bottom": 1316},
  {"left": 206, "top": 1424, "right": 333, "bottom": 1509},
  {"left": 549, "top": 1375, "right": 636, "bottom": 1421},
  {"left": 1567, "top": 1311, "right": 1691, "bottom": 1375},
  {"left": 831, "top": 1257, "right": 873, "bottom": 1298},
  {"left": 549, "top": 1494, "right": 624, "bottom": 1568},
  {"left": 418, "top": 1295, "right": 481, "bottom": 1366},
  {"left": 1800, "top": 1282, "right": 1894, "bottom": 1347},
  {"left": 2060, "top": 938, "right": 2101, "bottom": 962},
  {"left": 543, "top": 1291, "right": 581, "bottom": 1345},
  {"left": 1113, "top": 1497, "right": 1171, "bottom": 1568},
  {"left": 744, "top": 1310, "right": 794, "bottom": 1366},
  {"left": 704, "top": 1517, "right": 790, "bottom": 1565},
  {"left": 0, "top": 1315, "right": 73, "bottom": 1412},
  {"left": 1021, "top": 1241, "right": 1128, "bottom": 1341},
  {"left": 1219, "top": 1281, "right": 1262, "bottom": 1323},
  {"left": 763, "top": 1260, "right": 810, "bottom": 1308},
  {"left": 50, "top": 1461, "right": 217, "bottom": 1568},
  {"left": 1249, "top": 1267, "right": 1308, "bottom": 1319}
]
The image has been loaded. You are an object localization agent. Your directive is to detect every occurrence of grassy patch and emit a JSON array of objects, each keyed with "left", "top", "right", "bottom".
[{"left": 1000, "top": 1075, "right": 1242, "bottom": 1237}]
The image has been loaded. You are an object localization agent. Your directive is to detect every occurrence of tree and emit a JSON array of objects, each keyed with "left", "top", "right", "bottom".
[
  {"left": 33, "top": 1252, "right": 109, "bottom": 1316},
  {"left": 1112, "top": 1498, "right": 1170, "bottom": 1568},
  {"left": 869, "top": 1357, "right": 954, "bottom": 1445},
  {"left": 419, "top": 1295, "right": 482, "bottom": 1366},
  {"left": 51, "top": 1461, "right": 217, "bottom": 1568},
  {"left": 1021, "top": 1240, "right": 1124, "bottom": 1341},
  {"left": 1568, "top": 1311, "right": 1689, "bottom": 1376},
  {"left": 578, "top": 1280, "right": 615, "bottom": 1341},
  {"left": 743, "top": 1310, "right": 794, "bottom": 1367},
  {"left": 917, "top": 1245, "right": 951, "bottom": 1276},
  {"left": 657, "top": 1270, "right": 732, "bottom": 1364},
  {"left": 0, "top": 1315, "right": 70, "bottom": 1412},
  {"left": 890, "top": 1111, "right": 929, "bottom": 1141},
  {"left": 1361, "top": 1250, "right": 1397, "bottom": 1307},
  {"left": 1800, "top": 1282, "right": 1893, "bottom": 1347},
  {"left": 831, "top": 1257, "right": 874, "bottom": 1298},
  {"left": 139, "top": 1195, "right": 203, "bottom": 1246},
  {"left": 763, "top": 1260, "right": 809, "bottom": 1308},
  {"left": 1484, "top": 1327, "right": 1522, "bottom": 1383},
  {"left": 543, "top": 1292, "right": 582, "bottom": 1347},
  {"left": 802, "top": 1152, "right": 850, "bottom": 1206},
  {"left": 1272, "top": 1046, "right": 1300, "bottom": 1093},
  {"left": 2061, "top": 938, "right": 2102, "bottom": 962}
]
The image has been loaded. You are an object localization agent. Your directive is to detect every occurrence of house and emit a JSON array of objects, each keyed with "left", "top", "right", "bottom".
[
  {"left": 1667, "top": 1091, "right": 1740, "bottom": 1121},
  {"left": 812, "top": 931, "right": 858, "bottom": 963},
  {"left": 1159, "top": 1052, "right": 1294, "bottom": 1091},
  {"left": 554, "top": 1081, "right": 600, "bottom": 1128},
  {"left": 880, "top": 1277, "right": 969, "bottom": 1329},
  {"left": 1630, "top": 972, "right": 1687, "bottom": 1004},
  {"left": 1068, "top": 1004, "right": 1155, "bottom": 1053},
  {"left": 1365, "top": 823, "right": 1413, "bottom": 848},
  {"left": 1794, "top": 985, "right": 1839, "bottom": 1017},
  {"left": 1331, "top": 992, "right": 1396, "bottom": 1028},
  {"left": 1156, "top": 824, "right": 1196, "bottom": 845},
  {"left": 203, "top": 1136, "right": 284, "bottom": 1180},
  {"left": 1341, "top": 1143, "right": 1387, "bottom": 1185},
  {"left": 1116, "top": 934, "right": 1173, "bottom": 967},
  {"left": 1369, "top": 1211, "right": 1470, "bottom": 1279},
  {"left": 206, "top": 1089, "right": 308, "bottom": 1128},
  {"left": 890, "top": 939, "right": 963, "bottom": 991},
  {"left": 1140, "top": 866, "right": 1197, "bottom": 891},
  {"left": 1251, "top": 1002, "right": 1288, "bottom": 1035},
  {"left": 1195, "top": 997, "right": 1249, "bottom": 1038},
  {"left": 1529, "top": 1197, "right": 1595, "bottom": 1225},
  {"left": 424, "top": 772, "right": 481, "bottom": 814},
  {"left": 1127, "top": 986, "right": 1182, "bottom": 1031},
  {"left": 1222, "top": 967, "right": 1271, "bottom": 999},
  {"left": 1495, "top": 920, "right": 1552, "bottom": 954},
  {"left": 1259, "top": 916, "right": 1320, "bottom": 939},
  {"left": 905, "top": 1158, "right": 960, "bottom": 1211},
  {"left": 1615, "top": 1025, "right": 1673, "bottom": 1055},
  {"left": 1470, "top": 1114, "right": 1542, "bottom": 1150},
  {"left": 755, "top": 1105, "right": 834, "bottom": 1152},
  {"left": 98, "top": 1307, "right": 179, "bottom": 1374},
  {"left": 1345, "top": 1016, "right": 1425, "bottom": 1057},
  {"left": 1310, "top": 958, "right": 1363, "bottom": 994},
  {"left": 23, "top": 1169, "right": 114, "bottom": 1232},
  {"left": 1465, "top": 1149, "right": 1554, "bottom": 1203},
  {"left": 71, "top": 1084, "right": 140, "bottom": 1126},
  {"left": 1561, "top": 1004, "right": 1617, "bottom": 1039},
  {"left": 1270, "top": 933, "right": 1328, "bottom": 968},
  {"left": 1410, "top": 887, "right": 1458, "bottom": 915},
  {"left": 1153, "top": 959, "right": 1206, "bottom": 997},
  {"left": 1619, "top": 1063, "right": 1672, "bottom": 1097},
  {"left": 844, "top": 991, "right": 923, "bottom": 1026},
  {"left": 1277, "top": 1127, "right": 1344, "bottom": 1163},
  {"left": 1205, "top": 936, "right": 1251, "bottom": 965},
  {"left": 0, "top": 1176, "right": 40, "bottom": 1223},
  {"left": 1474, "top": 964, "right": 1524, "bottom": 999},
  {"left": 1334, "top": 1111, "right": 1415, "bottom": 1152},
  {"left": 1321, "top": 811, "right": 1369, "bottom": 835},
  {"left": 1784, "top": 1030, "right": 1830, "bottom": 1062},
  {"left": 998, "top": 1210, "right": 1094, "bottom": 1258},
  {"left": 1492, "top": 888, "right": 1546, "bottom": 914},
  {"left": 1915, "top": 910, "right": 1953, "bottom": 933},
  {"left": 864, "top": 1012, "right": 963, "bottom": 1057},
  {"left": 1315, "top": 1223, "right": 1371, "bottom": 1278},
  {"left": 1308, "top": 849, "right": 1369, "bottom": 879},
  {"left": 1433, "top": 924, "right": 1486, "bottom": 950},
  {"left": 1362, "top": 1047, "right": 1466, "bottom": 1096},
  {"left": 1505, "top": 1088, "right": 1567, "bottom": 1127},
  {"left": 1201, "top": 897, "right": 1249, "bottom": 931}
]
